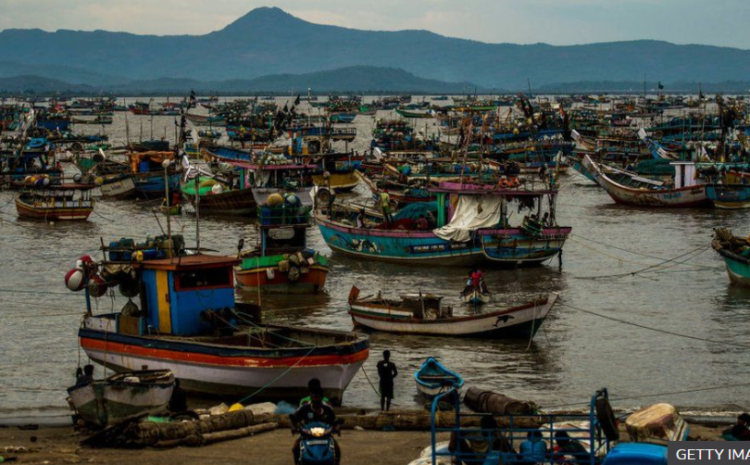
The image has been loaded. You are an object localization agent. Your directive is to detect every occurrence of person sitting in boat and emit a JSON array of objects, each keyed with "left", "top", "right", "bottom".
[
  {"left": 467, "top": 268, "right": 488, "bottom": 294},
  {"left": 75, "top": 364, "right": 95, "bottom": 386},
  {"left": 448, "top": 415, "right": 514, "bottom": 465},
  {"left": 517, "top": 429, "right": 548, "bottom": 465},
  {"left": 415, "top": 215, "right": 429, "bottom": 230},
  {"left": 291, "top": 388, "right": 341, "bottom": 465},
  {"left": 723, "top": 413, "right": 750, "bottom": 441},
  {"left": 356, "top": 208, "right": 366, "bottom": 229},
  {"left": 554, "top": 431, "right": 588, "bottom": 463},
  {"left": 542, "top": 212, "right": 550, "bottom": 227}
]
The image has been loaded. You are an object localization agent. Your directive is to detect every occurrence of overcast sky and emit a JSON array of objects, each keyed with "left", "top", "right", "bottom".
[{"left": 1, "top": 0, "right": 747, "bottom": 48}]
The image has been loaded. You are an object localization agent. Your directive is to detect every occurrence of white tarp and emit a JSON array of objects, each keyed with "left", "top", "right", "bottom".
[{"left": 433, "top": 195, "right": 502, "bottom": 242}]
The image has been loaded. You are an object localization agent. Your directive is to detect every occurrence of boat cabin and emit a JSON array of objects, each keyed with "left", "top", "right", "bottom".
[{"left": 89, "top": 255, "right": 240, "bottom": 337}]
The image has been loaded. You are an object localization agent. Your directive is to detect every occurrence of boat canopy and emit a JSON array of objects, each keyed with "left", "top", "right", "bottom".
[{"left": 433, "top": 195, "right": 502, "bottom": 242}]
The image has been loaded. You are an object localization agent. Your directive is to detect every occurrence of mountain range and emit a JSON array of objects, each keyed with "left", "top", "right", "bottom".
[{"left": 1, "top": 7, "right": 749, "bottom": 92}]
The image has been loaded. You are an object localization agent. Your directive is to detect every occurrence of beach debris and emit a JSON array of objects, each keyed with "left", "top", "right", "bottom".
[
  {"left": 625, "top": 403, "right": 689, "bottom": 444},
  {"left": 463, "top": 387, "right": 537, "bottom": 415}
]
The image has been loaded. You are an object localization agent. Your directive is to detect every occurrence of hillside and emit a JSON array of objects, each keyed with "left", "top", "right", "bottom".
[{"left": 1, "top": 7, "right": 749, "bottom": 89}]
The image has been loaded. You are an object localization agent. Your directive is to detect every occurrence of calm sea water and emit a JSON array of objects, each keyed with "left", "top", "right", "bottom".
[{"left": 1, "top": 97, "right": 749, "bottom": 422}]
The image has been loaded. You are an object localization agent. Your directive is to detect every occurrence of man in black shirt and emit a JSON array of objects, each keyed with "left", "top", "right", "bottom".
[{"left": 377, "top": 350, "right": 398, "bottom": 411}]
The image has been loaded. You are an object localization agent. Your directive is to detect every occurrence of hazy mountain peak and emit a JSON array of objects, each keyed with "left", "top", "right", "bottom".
[{"left": 220, "top": 6, "right": 303, "bottom": 34}]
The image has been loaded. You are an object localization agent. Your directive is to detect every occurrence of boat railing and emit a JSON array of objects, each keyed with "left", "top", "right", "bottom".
[{"left": 430, "top": 389, "right": 613, "bottom": 465}]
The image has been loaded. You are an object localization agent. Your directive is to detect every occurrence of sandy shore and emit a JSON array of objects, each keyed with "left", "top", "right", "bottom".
[{"left": 0, "top": 420, "right": 731, "bottom": 465}]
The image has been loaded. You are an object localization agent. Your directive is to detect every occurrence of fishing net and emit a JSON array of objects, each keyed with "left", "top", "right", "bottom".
[{"left": 393, "top": 201, "right": 438, "bottom": 221}]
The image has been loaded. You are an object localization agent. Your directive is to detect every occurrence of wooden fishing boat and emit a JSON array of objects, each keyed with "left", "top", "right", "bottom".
[
  {"left": 160, "top": 199, "right": 182, "bottom": 216},
  {"left": 460, "top": 288, "right": 492, "bottom": 305},
  {"left": 705, "top": 184, "right": 750, "bottom": 209},
  {"left": 583, "top": 155, "right": 709, "bottom": 208},
  {"left": 348, "top": 287, "right": 557, "bottom": 338},
  {"left": 67, "top": 370, "right": 174, "bottom": 428},
  {"left": 15, "top": 184, "right": 95, "bottom": 221},
  {"left": 74, "top": 246, "right": 369, "bottom": 405},
  {"left": 396, "top": 109, "right": 434, "bottom": 119},
  {"left": 414, "top": 357, "right": 463, "bottom": 400},
  {"left": 128, "top": 151, "right": 181, "bottom": 198},
  {"left": 712, "top": 228, "right": 750, "bottom": 286},
  {"left": 235, "top": 204, "right": 328, "bottom": 293},
  {"left": 80, "top": 155, "right": 137, "bottom": 200},
  {"left": 356, "top": 170, "right": 437, "bottom": 207},
  {"left": 317, "top": 181, "right": 570, "bottom": 267},
  {"left": 181, "top": 177, "right": 257, "bottom": 215}
]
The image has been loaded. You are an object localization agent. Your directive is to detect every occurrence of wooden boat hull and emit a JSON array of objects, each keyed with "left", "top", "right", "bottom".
[
  {"left": 461, "top": 289, "right": 492, "bottom": 305},
  {"left": 350, "top": 294, "right": 557, "bottom": 338},
  {"left": 706, "top": 185, "right": 750, "bottom": 210},
  {"left": 15, "top": 196, "right": 93, "bottom": 221},
  {"left": 318, "top": 218, "right": 567, "bottom": 266},
  {"left": 583, "top": 155, "right": 710, "bottom": 208},
  {"left": 313, "top": 172, "right": 360, "bottom": 193},
  {"left": 479, "top": 230, "right": 570, "bottom": 265},
  {"left": 414, "top": 358, "right": 463, "bottom": 401},
  {"left": 100, "top": 176, "right": 137, "bottom": 200},
  {"left": 235, "top": 264, "right": 328, "bottom": 293},
  {"left": 187, "top": 188, "right": 257, "bottom": 215},
  {"left": 716, "top": 249, "right": 750, "bottom": 286},
  {"left": 67, "top": 370, "right": 174, "bottom": 428},
  {"left": 134, "top": 172, "right": 181, "bottom": 198},
  {"left": 79, "top": 323, "right": 369, "bottom": 405}
]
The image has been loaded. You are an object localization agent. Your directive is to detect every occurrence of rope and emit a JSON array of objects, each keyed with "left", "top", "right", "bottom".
[
  {"left": 559, "top": 302, "right": 750, "bottom": 350},
  {"left": 236, "top": 346, "right": 317, "bottom": 405},
  {"left": 360, "top": 364, "right": 381, "bottom": 397},
  {"left": 543, "top": 382, "right": 750, "bottom": 410},
  {"left": 572, "top": 233, "right": 719, "bottom": 270},
  {"left": 574, "top": 245, "right": 711, "bottom": 280}
]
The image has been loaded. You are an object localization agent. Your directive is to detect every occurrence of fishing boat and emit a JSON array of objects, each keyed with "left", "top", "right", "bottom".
[
  {"left": 414, "top": 357, "right": 463, "bottom": 400},
  {"left": 72, "top": 240, "right": 369, "bottom": 405},
  {"left": 181, "top": 176, "right": 257, "bottom": 215},
  {"left": 460, "top": 288, "right": 492, "bottom": 305},
  {"left": 235, "top": 202, "right": 328, "bottom": 293},
  {"left": 76, "top": 151, "right": 137, "bottom": 200},
  {"left": 159, "top": 199, "right": 182, "bottom": 216},
  {"left": 583, "top": 155, "right": 709, "bottom": 208},
  {"left": 396, "top": 109, "right": 434, "bottom": 119},
  {"left": 712, "top": 228, "right": 750, "bottom": 286},
  {"left": 348, "top": 287, "right": 557, "bottom": 338},
  {"left": 15, "top": 183, "right": 95, "bottom": 220},
  {"left": 67, "top": 370, "right": 174, "bottom": 428},
  {"left": 128, "top": 151, "right": 181, "bottom": 198},
  {"left": 356, "top": 170, "right": 437, "bottom": 207},
  {"left": 205, "top": 146, "right": 317, "bottom": 208},
  {"left": 317, "top": 180, "right": 571, "bottom": 267}
]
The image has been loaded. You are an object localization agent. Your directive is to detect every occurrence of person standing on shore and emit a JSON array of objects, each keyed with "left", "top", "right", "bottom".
[{"left": 377, "top": 350, "right": 398, "bottom": 411}]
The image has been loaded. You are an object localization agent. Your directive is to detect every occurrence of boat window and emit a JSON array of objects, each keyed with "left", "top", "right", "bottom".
[{"left": 174, "top": 267, "right": 232, "bottom": 291}]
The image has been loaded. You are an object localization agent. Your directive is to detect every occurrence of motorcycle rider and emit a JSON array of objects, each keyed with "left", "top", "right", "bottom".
[{"left": 291, "top": 388, "right": 341, "bottom": 465}]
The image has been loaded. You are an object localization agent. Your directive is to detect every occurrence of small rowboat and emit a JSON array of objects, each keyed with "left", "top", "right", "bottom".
[
  {"left": 67, "top": 370, "right": 174, "bottom": 428},
  {"left": 414, "top": 357, "right": 463, "bottom": 400},
  {"left": 160, "top": 200, "right": 182, "bottom": 216},
  {"left": 348, "top": 287, "right": 557, "bottom": 339},
  {"left": 712, "top": 227, "right": 750, "bottom": 286},
  {"left": 461, "top": 288, "right": 492, "bottom": 305},
  {"left": 15, "top": 184, "right": 95, "bottom": 221}
]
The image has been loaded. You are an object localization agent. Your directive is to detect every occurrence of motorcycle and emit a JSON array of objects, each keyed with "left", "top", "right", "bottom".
[{"left": 296, "top": 420, "right": 341, "bottom": 465}]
